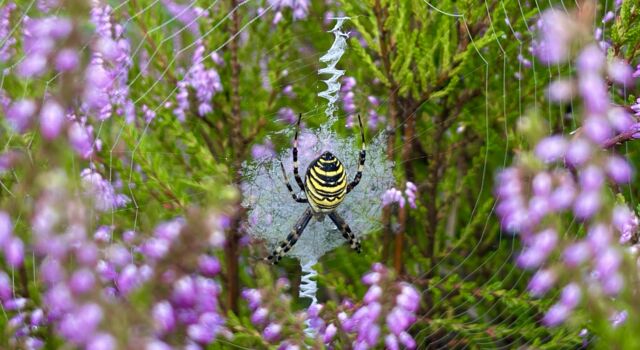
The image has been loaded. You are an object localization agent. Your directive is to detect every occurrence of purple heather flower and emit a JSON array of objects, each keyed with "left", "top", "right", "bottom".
[
  {"left": 106, "top": 244, "right": 131, "bottom": 267},
  {"left": 251, "top": 141, "right": 275, "bottom": 160},
  {"left": 59, "top": 303, "right": 103, "bottom": 344},
  {"left": 172, "top": 276, "right": 198, "bottom": 308},
  {"left": 517, "top": 54, "right": 532, "bottom": 68},
  {"left": 573, "top": 191, "right": 601, "bottom": 220},
  {"left": 518, "top": 228, "right": 557, "bottom": 269},
  {"left": 116, "top": 264, "right": 139, "bottom": 294},
  {"left": 277, "top": 107, "right": 297, "bottom": 124},
  {"left": 364, "top": 285, "right": 382, "bottom": 303},
  {"left": 382, "top": 188, "right": 405, "bottom": 208},
  {"left": 563, "top": 242, "right": 591, "bottom": 267},
  {"left": 528, "top": 269, "right": 556, "bottom": 297},
  {"left": 68, "top": 122, "right": 94, "bottom": 158},
  {"left": 141, "top": 238, "right": 170, "bottom": 259},
  {"left": 0, "top": 271, "right": 11, "bottom": 301},
  {"left": 405, "top": 182, "right": 418, "bottom": 208},
  {"left": 17, "top": 54, "right": 48, "bottom": 77},
  {"left": 549, "top": 173, "right": 576, "bottom": 211},
  {"left": 5, "top": 297, "right": 27, "bottom": 310},
  {"left": 96, "top": 260, "right": 117, "bottom": 281},
  {"left": 70, "top": 268, "right": 95, "bottom": 294},
  {"left": 152, "top": 301, "right": 176, "bottom": 334},
  {"left": 142, "top": 104, "right": 156, "bottom": 124},
  {"left": 595, "top": 248, "right": 621, "bottom": 278},
  {"left": 5, "top": 236, "right": 24, "bottom": 267},
  {"left": 608, "top": 59, "right": 634, "bottom": 86},
  {"left": 146, "top": 340, "right": 172, "bottom": 350},
  {"left": 602, "top": 273, "right": 624, "bottom": 295},
  {"left": 162, "top": 0, "right": 206, "bottom": 36},
  {"left": 250, "top": 307, "right": 268, "bottom": 325},
  {"left": 0, "top": 4, "right": 17, "bottom": 62},
  {"left": 535, "top": 136, "right": 567, "bottom": 163},
  {"left": 81, "top": 169, "right": 130, "bottom": 212},
  {"left": 607, "top": 108, "right": 634, "bottom": 132},
  {"left": 386, "top": 307, "right": 413, "bottom": 335},
  {"left": 632, "top": 98, "right": 640, "bottom": 117},
  {"left": 396, "top": 284, "right": 420, "bottom": 312},
  {"left": 398, "top": 331, "right": 416, "bottom": 349},
  {"left": 560, "top": 283, "right": 581, "bottom": 308},
  {"left": 7, "top": 99, "right": 37, "bottom": 133},
  {"left": 579, "top": 165, "right": 604, "bottom": 191},
  {"left": 385, "top": 334, "right": 400, "bottom": 350},
  {"left": 362, "top": 271, "right": 381, "bottom": 285},
  {"left": 606, "top": 156, "right": 632, "bottom": 184},
  {"left": 263, "top": 323, "right": 282, "bottom": 342},
  {"left": 0, "top": 211, "right": 12, "bottom": 248},
  {"left": 323, "top": 323, "right": 337, "bottom": 343},
  {"left": 198, "top": 255, "right": 221, "bottom": 277},
  {"left": 579, "top": 75, "right": 609, "bottom": 115},
  {"left": 546, "top": 79, "right": 574, "bottom": 102},
  {"left": 587, "top": 223, "right": 611, "bottom": 251},
  {"left": 577, "top": 44, "right": 605, "bottom": 73},
  {"left": 76, "top": 242, "right": 99, "bottom": 266},
  {"left": 611, "top": 310, "right": 627, "bottom": 328},
  {"left": 531, "top": 172, "right": 552, "bottom": 196},
  {"left": 55, "top": 48, "right": 79, "bottom": 72},
  {"left": 40, "top": 99, "right": 65, "bottom": 140},
  {"left": 612, "top": 205, "right": 639, "bottom": 243},
  {"left": 534, "top": 10, "right": 573, "bottom": 64},
  {"left": 602, "top": 11, "right": 615, "bottom": 23},
  {"left": 543, "top": 303, "right": 570, "bottom": 326},
  {"left": 632, "top": 64, "right": 640, "bottom": 79},
  {"left": 0, "top": 151, "right": 19, "bottom": 173},
  {"left": 86, "top": 333, "right": 116, "bottom": 350},
  {"left": 31, "top": 309, "right": 45, "bottom": 326},
  {"left": 40, "top": 258, "right": 65, "bottom": 286}
]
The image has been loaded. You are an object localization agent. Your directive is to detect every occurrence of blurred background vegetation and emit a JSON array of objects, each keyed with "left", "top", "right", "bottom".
[{"left": 1, "top": 0, "right": 639, "bottom": 348}]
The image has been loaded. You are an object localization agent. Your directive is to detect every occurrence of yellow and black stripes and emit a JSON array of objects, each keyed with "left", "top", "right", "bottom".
[
  {"left": 328, "top": 211, "right": 362, "bottom": 253},
  {"left": 279, "top": 161, "right": 308, "bottom": 203},
  {"left": 267, "top": 207, "right": 313, "bottom": 264},
  {"left": 304, "top": 152, "right": 347, "bottom": 212},
  {"left": 292, "top": 114, "right": 306, "bottom": 192},
  {"left": 271, "top": 113, "right": 366, "bottom": 263},
  {"left": 346, "top": 114, "right": 366, "bottom": 194}
]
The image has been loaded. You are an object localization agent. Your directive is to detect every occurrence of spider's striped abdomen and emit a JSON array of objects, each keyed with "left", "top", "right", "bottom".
[{"left": 305, "top": 151, "right": 347, "bottom": 213}]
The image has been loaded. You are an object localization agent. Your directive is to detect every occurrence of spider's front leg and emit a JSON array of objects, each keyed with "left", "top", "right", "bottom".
[
  {"left": 346, "top": 114, "right": 366, "bottom": 194},
  {"left": 328, "top": 211, "right": 362, "bottom": 253},
  {"left": 279, "top": 161, "right": 307, "bottom": 203},
  {"left": 267, "top": 207, "right": 313, "bottom": 264}
]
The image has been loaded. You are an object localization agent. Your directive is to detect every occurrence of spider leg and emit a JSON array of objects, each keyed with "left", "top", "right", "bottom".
[
  {"left": 267, "top": 207, "right": 313, "bottom": 264},
  {"left": 346, "top": 114, "right": 366, "bottom": 194},
  {"left": 292, "top": 113, "right": 306, "bottom": 192},
  {"left": 279, "top": 161, "right": 308, "bottom": 203},
  {"left": 328, "top": 211, "right": 362, "bottom": 253}
]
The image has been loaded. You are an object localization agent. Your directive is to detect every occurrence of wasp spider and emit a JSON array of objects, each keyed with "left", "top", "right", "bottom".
[{"left": 267, "top": 114, "right": 366, "bottom": 264}]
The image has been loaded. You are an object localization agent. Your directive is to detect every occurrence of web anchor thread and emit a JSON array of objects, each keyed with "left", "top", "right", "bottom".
[{"left": 318, "top": 17, "right": 350, "bottom": 126}]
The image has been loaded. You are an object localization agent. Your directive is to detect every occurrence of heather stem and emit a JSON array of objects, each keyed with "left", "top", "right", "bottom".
[{"left": 225, "top": 0, "right": 243, "bottom": 314}]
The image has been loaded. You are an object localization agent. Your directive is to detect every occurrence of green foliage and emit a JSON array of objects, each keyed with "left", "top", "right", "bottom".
[{"left": 2, "top": 0, "right": 639, "bottom": 348}]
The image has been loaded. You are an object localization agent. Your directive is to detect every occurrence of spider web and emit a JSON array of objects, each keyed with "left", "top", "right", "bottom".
[
  {"left": 0, "top": 0, "right": 614, "bottom": 348},
  {"left": 408, "top": 1, "right": 603, "bottom": 349},
  {"left": 241, "top": 126, "right": 394, "bottom": 265}
]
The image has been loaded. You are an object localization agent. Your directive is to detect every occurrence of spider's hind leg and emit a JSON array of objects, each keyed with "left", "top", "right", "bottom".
[
  {"left": 328, "top": 211, "right": 362, "bottom": 254},
  {"left": 267, "top": 207, "right": 313, "bottom": 264}
]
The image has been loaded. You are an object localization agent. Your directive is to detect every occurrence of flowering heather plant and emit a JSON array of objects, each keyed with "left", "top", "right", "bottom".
[
  {"left": 496, "top": 4, "right": 640, "bottom": 336},
  {"left": 3, "top": 0, "right": 640, "bottom": 349}
]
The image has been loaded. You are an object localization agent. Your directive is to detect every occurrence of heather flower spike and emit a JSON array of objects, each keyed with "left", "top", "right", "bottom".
[{"left": 496, "top": 6, "right": 640, "bottom": 329}]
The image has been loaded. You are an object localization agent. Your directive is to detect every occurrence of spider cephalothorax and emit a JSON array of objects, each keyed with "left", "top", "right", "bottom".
[{"left": 267, "top": 114, "right": 366, "bottom": 264}]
